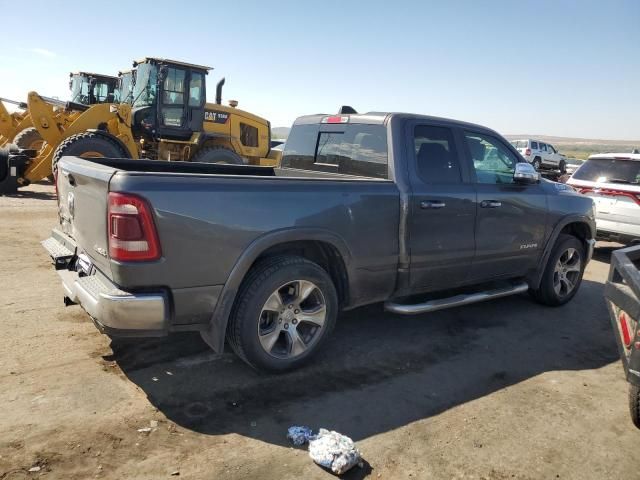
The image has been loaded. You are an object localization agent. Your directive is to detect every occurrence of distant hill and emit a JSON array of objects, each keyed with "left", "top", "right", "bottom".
[
  {"left": 270, "top": 129, "right": 639, "bottom": 159},
  {"left": 272, "top": 127, "right": 291, "bottom": 139},
  {"left": 504, "top": 134, "right": 640, "bottom": 160}
]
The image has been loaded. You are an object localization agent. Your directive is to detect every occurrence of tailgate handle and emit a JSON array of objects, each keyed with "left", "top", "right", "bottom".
[{"left": 67, "top": 173, "right": 76, "bottom": 186}]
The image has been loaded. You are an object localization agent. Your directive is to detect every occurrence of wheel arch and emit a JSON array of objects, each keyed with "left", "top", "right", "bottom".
[
  {"left": 201, "top": 228, "right": 353, "bottom": 353},
  {"left": 529, "top": 215, "right": 595, "bottom": 289}
]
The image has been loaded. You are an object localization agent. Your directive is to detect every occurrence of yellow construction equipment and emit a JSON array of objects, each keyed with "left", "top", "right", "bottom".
[
  {"left": 0, "top": 72, "right": 122, "bottom": 151},
  {"left": 0, "top": 58, "right": 277, "bottom": 193}
]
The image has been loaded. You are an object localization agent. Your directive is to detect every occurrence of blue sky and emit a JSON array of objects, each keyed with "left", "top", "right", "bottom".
[{"left": 2, "top": 0, "right": 639, "bottom": 139}]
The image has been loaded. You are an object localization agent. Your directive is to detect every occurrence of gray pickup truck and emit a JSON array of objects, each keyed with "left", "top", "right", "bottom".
[{"left": 43, "top": 111, "right": 596, "bottom": 371}]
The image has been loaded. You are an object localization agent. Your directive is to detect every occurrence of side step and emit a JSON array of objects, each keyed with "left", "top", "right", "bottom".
[{"left": 384, "top": 281, "right": 529, "bottom": 315}]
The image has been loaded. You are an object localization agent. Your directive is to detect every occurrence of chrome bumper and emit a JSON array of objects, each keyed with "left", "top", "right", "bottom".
[
  {"left": 43, "top": 232, "right": 168, "bottom": 335},
  {"left": 59, "top": 270, "right": 168, "bottom": 334}
]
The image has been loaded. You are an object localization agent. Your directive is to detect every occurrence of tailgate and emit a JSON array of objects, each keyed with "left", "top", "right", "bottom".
[
  {"left": 57, "top": 157, "right": 116, "bottom": 276},
  {"left": 604, "top": 245, "right": 640, "bottom": 386}
]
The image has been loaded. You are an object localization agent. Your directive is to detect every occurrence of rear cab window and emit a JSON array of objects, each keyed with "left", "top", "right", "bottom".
[{"left": 281, "top": 123, "right": 388, "bottom": 179}]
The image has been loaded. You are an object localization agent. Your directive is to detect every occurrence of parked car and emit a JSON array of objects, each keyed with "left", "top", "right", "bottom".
[
  {"left": 42, "top": 111, "right": 596, "bottom": 371},
  {"left": 511, "top": 139, "right": 567, "bottom": 173},
  {"left": 568, "top": 153, "right": 640, "bottom": 244}
]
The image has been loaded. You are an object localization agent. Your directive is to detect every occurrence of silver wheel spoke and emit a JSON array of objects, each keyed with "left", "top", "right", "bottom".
[
  {"left": 259, "top": 327, "right": 281, "bottom": 353},
  {"left": 258, "top": 279, "right": 327, "bottom": 360},
  {"left": 298, "top": 304, "right": 326, "bottom": 327},
  {"left": 289, "top": 330, "right": 307, "bottom": 357},
  {"left": 263, "top": 291, "right": 284, "bottom": 312},
  {"left": 296, "top": 280, "right": 317, "bottom": 303}
]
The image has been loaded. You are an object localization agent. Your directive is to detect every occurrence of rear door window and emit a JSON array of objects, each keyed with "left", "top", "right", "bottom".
[
  {"left": 572, "top": 158, "right": 640, "bottom": 184},
  {"left": 282, "top": 124, "right": 388, "bottom": 179},
  {"left": 540, "top": 143, "right": 547, "bottom": 152},
  {"left": 413, "top": 125, "right": 461, "bottom": 184}
]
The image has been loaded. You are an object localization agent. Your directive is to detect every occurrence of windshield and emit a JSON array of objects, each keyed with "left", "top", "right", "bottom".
[
  {"left": 572, "top": 158, "right": 640, "bottom": 184},
  {"left": 69, "top": 75, "right": 90, "bottom": 104},
  {"left": 132, "top": 63, "right": 158, "bottom": 108},
  {"left": 116, "top": 72, "right": 133, "bottom": 104}
]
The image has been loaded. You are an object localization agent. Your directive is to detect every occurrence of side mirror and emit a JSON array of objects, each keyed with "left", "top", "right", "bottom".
[{"left": 514, "top": 162, "right": 540, "bottom": 184}]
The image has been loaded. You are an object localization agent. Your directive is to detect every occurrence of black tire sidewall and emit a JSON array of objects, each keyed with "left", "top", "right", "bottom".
[
  {"left": 14, "top": 127, "right": 43, "bottom": 150},
  {"left": 193, "top": 147, "right": 244, "bottom": 165},
  {"left": 234, "top": 260, "right": 338, "bottom": 371},
  {"left": 629, "top": 384, "right": 640, "bottom": 429},
  {"left": 539, "top": 235, "right": 585, "bottom": 305},
  {"left": 52, "top": 134, "right": 127, "bottom": 173},
  {"left": 559, "top": 160, "right": 567, "bottom": 174}
]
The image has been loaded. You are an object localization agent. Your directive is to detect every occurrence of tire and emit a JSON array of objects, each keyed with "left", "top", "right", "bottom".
[
  {"left": 226, "top": 256, "right": 338, "bottom": 372},
  {"left": 629, "top": 384, "right": 640, "bottom": 429},
  {"left": 191, "top": 146, "right": 245, "bottom": 165},
  {"left": 530, "top": 234, "right": 585, "bottom": 306},
  {"left": 13, "top": 127, "right": 44, "bottom": 151},
  {"left": 559, "top": 160, "right": 567, "bottom": 174},
  {"left": 52, "top": 132, "right": 129, "bottom": 174},
  {"left": 532, "top": 157, "right": 541, "bottom": 170}
]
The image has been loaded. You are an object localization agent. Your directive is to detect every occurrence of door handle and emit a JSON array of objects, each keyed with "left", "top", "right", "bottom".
[
  {"left": 481, "top": 200, "right": 501, "bottom": 208},
  {"left": 420, "top": 200, "right": 446, "bottom": 209}
]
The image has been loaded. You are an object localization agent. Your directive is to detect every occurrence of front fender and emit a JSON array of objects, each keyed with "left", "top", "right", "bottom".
[
  {"left": 530, "top": 213, "right": 596, "bottom": 289},
  {"left": 200, "top": 227, "right": 353, "bottom": 353}
]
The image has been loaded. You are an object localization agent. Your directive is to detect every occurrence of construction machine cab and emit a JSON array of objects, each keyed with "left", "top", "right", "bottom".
[
  {"left": 131, "top": 58, "right": 208, "bottom": 141},
  {"left": 116, "top": 69, "right": 136, "bottom": 104},
  {"left": 69, "top": 72, "right": 119, "bottom": 105}
]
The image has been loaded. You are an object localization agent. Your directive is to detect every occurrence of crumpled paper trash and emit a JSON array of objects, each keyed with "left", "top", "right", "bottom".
[
  {"left": 308, "top": 428, "right": 362, "bottom": 475},
  {"left": 287, "top": 426, "right": 315, "bottom": 446}
]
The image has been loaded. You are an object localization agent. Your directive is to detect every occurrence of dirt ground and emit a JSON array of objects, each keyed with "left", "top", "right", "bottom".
[{"left": 0, "top": 182, "right": 637, "bottom": 480}]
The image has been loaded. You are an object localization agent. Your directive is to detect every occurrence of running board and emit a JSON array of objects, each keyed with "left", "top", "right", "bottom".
[{"left": 384, "top": 282, "right": 529, "bottom": 315}]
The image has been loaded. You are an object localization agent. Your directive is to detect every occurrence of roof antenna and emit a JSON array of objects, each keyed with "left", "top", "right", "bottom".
[{"left": 338, "top": 105, "right": 357, "bottom": 114}]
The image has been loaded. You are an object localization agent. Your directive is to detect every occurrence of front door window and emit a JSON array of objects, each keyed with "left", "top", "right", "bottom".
[
  {"left": 162, "top": 68, "right": 186, "bottom": 127},
  {"left": 464, "top": 131, "right": 518, "bottom": 184}
]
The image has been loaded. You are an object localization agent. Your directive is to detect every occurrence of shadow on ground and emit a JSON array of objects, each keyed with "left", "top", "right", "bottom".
[{"left": 105, "top": 272, "right": 618, "bottom": 449}]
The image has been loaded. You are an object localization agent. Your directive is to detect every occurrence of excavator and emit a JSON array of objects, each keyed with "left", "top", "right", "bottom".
[{"left": 0, "top": 57, "right": 277, "bottom": 194}]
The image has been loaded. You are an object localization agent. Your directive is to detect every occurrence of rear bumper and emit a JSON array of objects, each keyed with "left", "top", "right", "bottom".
[
  {"left": 42, "top": 230, "right": 169, "bottom": 337},
  {"left": 596, "top": 218, "right": 640, "bottom": 244},
  {"left": 60, "top": 269, "right": 169, "bottom": 336}
]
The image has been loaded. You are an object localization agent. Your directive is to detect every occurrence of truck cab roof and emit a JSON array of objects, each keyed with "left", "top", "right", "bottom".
[{"left": 293, "top": 111, "right": 500, "bottom": 135}]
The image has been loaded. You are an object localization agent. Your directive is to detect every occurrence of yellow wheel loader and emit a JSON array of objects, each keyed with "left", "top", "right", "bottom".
[
  {"left": 0, "top": 58, "right": 277, "bottom": 193},
  {"left": 0, "top": 72, "right": 121, "bottom": 150}
]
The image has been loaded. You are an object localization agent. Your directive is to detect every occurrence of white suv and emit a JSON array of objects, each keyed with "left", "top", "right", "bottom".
[
  {"left": 568, "top": 153, "right": 640, "bottom": 244},
  {"left": 510, "top": 139, "right": 567, "bottom": 173}
]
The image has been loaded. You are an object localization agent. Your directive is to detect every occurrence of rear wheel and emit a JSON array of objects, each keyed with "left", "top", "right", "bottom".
[
  {"left": 191, "top": 146, "right": 245, "bottom": 165},
  {"left": 530, "top": 234, "right": 585, "bottom": 306},
  {"left": 13, "top": 127, "right": 44, "bottom": 151},
  {"left": 226, "top": 256, "right": 338, "bottom": 372},
  {"left": 532, "top": 157, "right": 541, "bottom": 170},
  {"left": 629, "top": 384, "right": 640, "bottom": 429},
  {"left": 52, "top": 132, "right": 129, "bottom": 174}
]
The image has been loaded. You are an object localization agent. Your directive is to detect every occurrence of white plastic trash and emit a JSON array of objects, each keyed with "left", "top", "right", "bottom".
[
  {"left": 287, "top": 426, "right": 314, "bottom": 446},
  {"left": 308, "top": 428, "right": 362, "bottom": 475}
]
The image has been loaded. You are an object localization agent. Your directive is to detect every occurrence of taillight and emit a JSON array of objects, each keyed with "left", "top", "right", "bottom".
[
  {"left": 108, "top": 192, "right": 161, "bottom": 261},
  {"left": 576, "top": 187, "right": 640, "bottom": 206},
  {"left": 525, "top": 148, "right": 531, "bottom": 156}
]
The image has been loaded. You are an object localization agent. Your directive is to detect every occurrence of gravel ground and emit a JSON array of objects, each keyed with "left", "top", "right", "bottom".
[{"left": 0, "top": 182, "right": 636, "bottom": 480}]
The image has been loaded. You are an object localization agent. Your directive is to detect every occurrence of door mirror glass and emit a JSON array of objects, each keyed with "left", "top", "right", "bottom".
[{"left": 513, "top": 162, "right": 540, "bottom": 184}]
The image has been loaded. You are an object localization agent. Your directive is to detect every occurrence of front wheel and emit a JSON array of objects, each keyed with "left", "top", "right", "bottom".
[
  {"left": 52, "top": 132, "right": 130, "bottom": 174},
  {"left": 530, "top": 234, "right": 585, "bottom": 306},
  {"left": 559, "top": 160, "right": 567, "bottom": 174},
  {"left": 226, "top": 256, "right": 338, "bottom": 372}
]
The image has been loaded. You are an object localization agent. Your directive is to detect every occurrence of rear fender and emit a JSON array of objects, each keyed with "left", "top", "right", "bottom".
[{"left": 201, "top": 228, "right": 353, "bottom": 353}]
